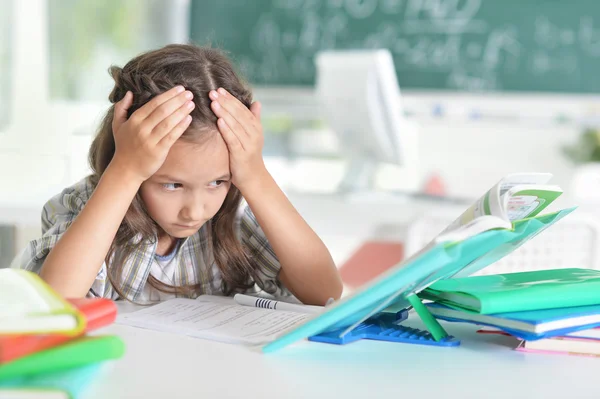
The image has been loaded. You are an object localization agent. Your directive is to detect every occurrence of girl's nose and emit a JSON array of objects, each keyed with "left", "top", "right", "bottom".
[{"left": 181, "top": 201, "right": 205, "bottom": 222}]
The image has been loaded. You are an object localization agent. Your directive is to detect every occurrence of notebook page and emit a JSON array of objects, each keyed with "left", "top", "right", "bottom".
[{"left": 116, "top": 298, "right": 312, "bottom": 345}]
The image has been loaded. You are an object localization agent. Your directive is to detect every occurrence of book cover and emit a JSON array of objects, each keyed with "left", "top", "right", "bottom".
[
  {"left": 0, "top": 363, "right": 102, "bottom": 399},
  {"left": 261, "top": 208, "right": 574, "bottom": 353},
  {"left": 0, "top": 298, "right": 117, "bottom": 364},
  {"left": 420, "top": 268, "right": 600, "bottom": 314},
  {"left": 519, "top": 337, "right": 600, "bottom": 357},
  {"left": 426, "top": 303, "right": 600, "bottom": 339},
  {"left": 0, "top": 270, "right": 85, "bottom": 335},
  {"left": 477, "top": 325, "right": 600, "bottom": 340},
  {"left": 0, "top": 335, "right": 125, "bottom": 382},
  {"left": 516, "top": 346, "right": 600, "bottom": 358}
]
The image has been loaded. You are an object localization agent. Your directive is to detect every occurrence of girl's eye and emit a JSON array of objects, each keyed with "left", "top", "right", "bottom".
[
  {"left": 208, "top": 180, "right": 226, "bottom": 188},
  {"left": 162, "top": 183, "right": 182, "bottom": 191}
]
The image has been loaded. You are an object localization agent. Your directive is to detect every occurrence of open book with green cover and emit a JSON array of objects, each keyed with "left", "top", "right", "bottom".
[
  {"left": 259, "top": 173, "right": 575, "bottom": 353},
  {"left": 433, "top": 172, "right": 563, "bottom": 243}
]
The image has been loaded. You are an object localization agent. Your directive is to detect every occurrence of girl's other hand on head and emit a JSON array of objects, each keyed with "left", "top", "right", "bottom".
[
  {"left": 110, "top": 86, "right": 195, "bottom": 183},
  {"left": 208, "top": 88, "right": 268, "bottom": 191}
]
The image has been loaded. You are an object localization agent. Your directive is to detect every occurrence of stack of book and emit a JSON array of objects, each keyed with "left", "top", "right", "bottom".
[
  {"left": 0, "top": 269, "right": 125, "bottom": 398},
  {"left": 419, "top": 268, "right": 600, "bottom": 357}
]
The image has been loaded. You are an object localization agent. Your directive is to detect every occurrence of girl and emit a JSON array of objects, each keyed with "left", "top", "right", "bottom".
[{"left": 14, "top": 44, "right": 342, "bottom": 305}]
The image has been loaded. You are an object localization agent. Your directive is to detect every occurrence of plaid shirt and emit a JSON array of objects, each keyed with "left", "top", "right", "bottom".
[{"left": 12, "top": 176, "right": 291, "bottom": 303}]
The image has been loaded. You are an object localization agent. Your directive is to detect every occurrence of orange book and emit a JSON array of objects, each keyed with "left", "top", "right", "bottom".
[{"left": 0, "top": 298, "right": 117, "bottom": 364}]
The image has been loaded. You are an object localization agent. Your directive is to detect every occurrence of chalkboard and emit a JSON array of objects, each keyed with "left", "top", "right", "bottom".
[{"left": 190, "top": 0, "right": 600, "bottom": 93}]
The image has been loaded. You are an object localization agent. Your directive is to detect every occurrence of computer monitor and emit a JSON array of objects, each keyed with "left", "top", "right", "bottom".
[{"left": 315, "top": 49, "right": 418, "bottom": 193}]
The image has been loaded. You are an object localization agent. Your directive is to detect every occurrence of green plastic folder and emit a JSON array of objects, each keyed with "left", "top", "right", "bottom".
[
  {"left": 0, "top": 363, "right": 101, "bottom": 399},
  {"left": 261, "top": 207, "right": 575, "bottom": 353},
  {"left": 0, "top": 335, "right": 125, "bottom": 381},
  {"left": 420, "top": 268, "right": 600, "bottom": 314}
]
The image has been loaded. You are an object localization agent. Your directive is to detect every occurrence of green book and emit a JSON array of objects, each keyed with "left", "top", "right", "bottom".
[
  {"left": 419, "top": 268, "right": 600, "bottom": 314},
  {"left": 0, "top": 364, "right": 101, "bottom": 399},
  {"left": 0, "top": 335, "right": 125, "bottom": 382}
]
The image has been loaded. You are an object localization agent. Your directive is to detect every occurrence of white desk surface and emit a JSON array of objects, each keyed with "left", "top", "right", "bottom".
[
  {"left": 85, "top": 304, "right": 600, "bottom": 399},
  {"left": 6, "top": 191, "right": 597, "bottom": 398}
]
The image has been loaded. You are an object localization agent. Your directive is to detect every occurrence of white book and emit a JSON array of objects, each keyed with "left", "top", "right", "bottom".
[
  {"left": 0, "top": 269, "right": 82, "bottom": 334},
  {"left": 116, "top": 296, "right": 320, "bottom": 346},
  {"left": 522, "top": 336, "right": 600, "bottom": 355}
]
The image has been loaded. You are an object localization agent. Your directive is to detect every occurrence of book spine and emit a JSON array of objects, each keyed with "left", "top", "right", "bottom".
[
  {"left": 0, "top": 336, "right": 125, "bottom": 381},
  {"left": 0, "top": 299, "right": 117, "bottom": 364}
]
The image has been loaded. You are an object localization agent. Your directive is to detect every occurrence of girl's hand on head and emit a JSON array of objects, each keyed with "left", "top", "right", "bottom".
[
  {"left": 110, "top": 86, "right": 195, "bottom": 183},
  {"left": 209, "top": 88, "right": 267, "bottom": 191}
]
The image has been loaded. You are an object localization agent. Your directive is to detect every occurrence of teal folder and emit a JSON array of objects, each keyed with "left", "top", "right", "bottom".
[
  {"left": 262, "top": 207, "right": 576, "bottom": 353},
  {"left": 0, "top": 364, "right": 101, "bottom": 399}
]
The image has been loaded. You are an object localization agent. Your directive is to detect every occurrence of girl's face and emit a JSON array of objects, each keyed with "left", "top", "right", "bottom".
[{"left": 140, "top": 131, "right": 232, "bottom": 238}]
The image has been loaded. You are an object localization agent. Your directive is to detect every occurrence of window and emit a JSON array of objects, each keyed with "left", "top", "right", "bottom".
[
  {"left": 0, "top": 0, "right": 12, "bottom": 129},
  {"left": 48, "top": 0, "right": 189, "bottom": 101}
]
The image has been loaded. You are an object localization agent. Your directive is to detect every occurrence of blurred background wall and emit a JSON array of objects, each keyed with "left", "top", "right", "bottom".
[{"left": 1, "top": 0, "right": 599, "bottom": 269}]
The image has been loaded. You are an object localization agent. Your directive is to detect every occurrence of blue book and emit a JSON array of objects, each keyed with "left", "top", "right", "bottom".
[
  {"left": 261, "top": 207, "right": 575, "bottom": 353},
  {"left": 426, "top": 303, "right": 600, "bottom": 341},
  {"left": 0, "top": 364, "right": 101, "bottom": 399}
]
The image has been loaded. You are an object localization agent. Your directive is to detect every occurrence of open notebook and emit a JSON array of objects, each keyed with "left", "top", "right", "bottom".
[{"left": 116, "top": 296, "right": 316, "bottom": 346}]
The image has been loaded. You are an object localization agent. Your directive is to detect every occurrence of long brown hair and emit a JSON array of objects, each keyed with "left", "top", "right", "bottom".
[{"left": 89, "top": 44, "right": 259, "bottom": 300}]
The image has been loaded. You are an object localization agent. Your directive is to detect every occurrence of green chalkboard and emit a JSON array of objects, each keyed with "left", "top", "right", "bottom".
[{"left": 190, "top": 0, "right": 600, "bottom": 93}]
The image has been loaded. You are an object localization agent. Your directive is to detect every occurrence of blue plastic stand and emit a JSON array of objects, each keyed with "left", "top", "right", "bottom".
[{"left": 308, "top": 310, "right": 460, "bottom": 347}]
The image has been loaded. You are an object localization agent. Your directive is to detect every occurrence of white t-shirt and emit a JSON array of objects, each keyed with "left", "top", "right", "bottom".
[{"left": 139, "top": 240, "right": 181, "bottom": 302}]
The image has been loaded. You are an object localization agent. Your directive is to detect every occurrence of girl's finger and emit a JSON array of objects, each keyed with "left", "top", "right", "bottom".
[
  {"left": 158, "top": 115, "right": 193, "bottom": 148},
  {"left": 112, "top": 91, "right": 133, "bottom": 132},
  {"left": 211, "top": 88, "right": 256, "bottom": 131},
  {"left": 150, "top": 100, "right": 195, "bottom": 144},
  {"left": 143, "top": 91, "right": 194, "bottom": 133},
  {"left": 217, "top": 118, "right": 244, "bottom": 151},
  {"left": 250, "top": 101, "right": 261, "bottom": 120},
  {"left": 129, "top": 85, "right": 186, "bottom": 123},
  {"left": 211, "top": 100, "right": 249, "bottom": 139}
]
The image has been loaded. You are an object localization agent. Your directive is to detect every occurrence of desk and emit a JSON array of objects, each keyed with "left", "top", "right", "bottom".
[{"left": 85, "top": 304, "right": 600, "bottom": 399}]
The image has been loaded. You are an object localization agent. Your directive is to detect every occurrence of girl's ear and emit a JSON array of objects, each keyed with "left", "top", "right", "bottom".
[{"left": 250, "top": 101, "right": 261, "bottom": 120}]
